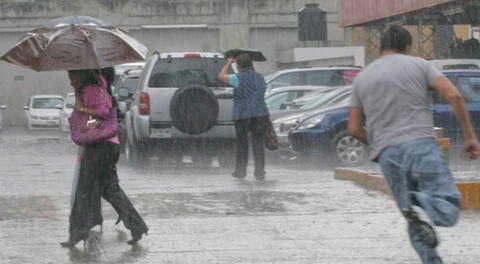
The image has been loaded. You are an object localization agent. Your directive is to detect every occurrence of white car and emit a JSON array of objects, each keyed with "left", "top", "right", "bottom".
[
  {"left": 60, "top": 93, "right": 75, "bottom": 132},
  {"left": 0, "top": 104, "right": 7, "bottom": 130},
  {"left": 24, "top": 95, "right": 64, "bottom": 129}
]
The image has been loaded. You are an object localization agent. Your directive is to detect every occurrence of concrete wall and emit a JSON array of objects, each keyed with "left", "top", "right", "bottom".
[{"left": 0, "top": 0, "right": 345, "bottom": 127}]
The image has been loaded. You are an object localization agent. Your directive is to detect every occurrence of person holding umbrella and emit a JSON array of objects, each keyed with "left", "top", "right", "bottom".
[
  {"left": 219, "top": 53, "right": 270, "bottom": 180},
  {"left": 1, "top": 16, "right": 150, "bottom": 247},
  {"left": 62, "top": 69, "right": 148, "bottom": 247}
]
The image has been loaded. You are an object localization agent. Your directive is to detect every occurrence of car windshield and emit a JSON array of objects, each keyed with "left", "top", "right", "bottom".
[
  {"left": 114, "top": 76, "right": 139, "bottom": 99},
  {"left": 300, "top": 89, "right": 348, "bottom": 110},
  {"left": 32, "top": 98, "right": 63, "bottom": 109},
  {"left": 265, "top": 93, "right": 289, "bottom": 110},
  {"left": 65, "top": 95, "right": 75, "bottom": 108},
  {"left": 448, "top": 75, "right": 480, "bottom": 102},
  {"left": 149, "top": 57, "right": 227, "bottom": 88}
]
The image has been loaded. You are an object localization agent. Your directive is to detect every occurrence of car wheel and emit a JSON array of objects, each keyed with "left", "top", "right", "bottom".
[
  {"left": 331, "top": 130, "right": 368, "bottom": 167},
  {"left": 170, "top": 84, "right": 219, "bottom": 135}
]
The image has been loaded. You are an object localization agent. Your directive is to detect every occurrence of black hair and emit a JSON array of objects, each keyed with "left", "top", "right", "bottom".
[
  {"left": 68, "top": 69, "right": 100, "bottom": 93},
  {"left": 100, "top": 67, "right": 118, "bottom": 107},
  {"left": 380, "top": 25, "right": 412, "bottom": 52},
  {"left": 236, "top": 53, "right": 253, "bottom": 71}
]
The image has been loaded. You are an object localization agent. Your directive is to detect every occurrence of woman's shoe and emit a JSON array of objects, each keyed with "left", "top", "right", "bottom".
[
  {"left": 127, "top": 230, "right": 147, "bottom": 245},
  {"left": 60, "top": 233, "right": 88, "bottom": 248}
]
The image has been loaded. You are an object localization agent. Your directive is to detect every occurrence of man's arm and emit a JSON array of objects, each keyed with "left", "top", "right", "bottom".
[
  {"left": 218, "top": 58, "right": 233, "bottom": 84},
  {"left": 430, "top": 76, "right": 480, "bottom": 159},
  {"left": 348, "top": 106, "right": 368, "bottom": 145}
]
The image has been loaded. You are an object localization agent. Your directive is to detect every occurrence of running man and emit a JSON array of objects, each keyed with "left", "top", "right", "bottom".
[{"left": 348, "top": 25, "right": 480, "bottom": 264}]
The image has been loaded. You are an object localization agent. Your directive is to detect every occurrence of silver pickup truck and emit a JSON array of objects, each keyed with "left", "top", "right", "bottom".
[{"left": 125, "top": 52, "right": 236, "bottom": 167}]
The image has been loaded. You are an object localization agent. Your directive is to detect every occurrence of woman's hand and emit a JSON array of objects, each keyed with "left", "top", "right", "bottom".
[{"left": 74, "top": 99, "right": 84, "bottom": 113}]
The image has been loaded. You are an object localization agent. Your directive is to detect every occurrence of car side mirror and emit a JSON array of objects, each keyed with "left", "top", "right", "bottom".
[
  {"left": 118, "top": 87, "right": 129, "bottom": 98},
  {"left": 279, "top": 103, "right": 288, "bottom": 110},
  {"left": 55, "top": 104, "right": 63, "bottom": 110},
  {"left": 23, "top": 106, "right": 29, "bottom": 110}
]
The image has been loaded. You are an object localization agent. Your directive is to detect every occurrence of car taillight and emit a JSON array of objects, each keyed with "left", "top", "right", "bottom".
[
  {"left": 139, "top": 92, "right": 150, "bottom": 115},
  {"left": 184, "top": 53, "right": 202, "bottom": 58}
]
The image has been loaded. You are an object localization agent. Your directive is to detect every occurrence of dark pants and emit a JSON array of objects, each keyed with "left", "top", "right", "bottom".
[
  {"left": 234, "top": 116, "right": 268, "bottom": 177},
  {"left": 69, "top": 141, "right": 148, "bottom": 239}
]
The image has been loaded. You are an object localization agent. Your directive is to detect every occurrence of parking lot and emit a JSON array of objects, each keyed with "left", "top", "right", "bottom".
[{"left": 1, "top": 127, "right": 479, "bottom": 264}]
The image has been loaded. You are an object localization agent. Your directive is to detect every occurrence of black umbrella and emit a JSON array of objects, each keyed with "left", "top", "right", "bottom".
[{"left": 225, "top": 49, "right": 267, "bottom": 62}]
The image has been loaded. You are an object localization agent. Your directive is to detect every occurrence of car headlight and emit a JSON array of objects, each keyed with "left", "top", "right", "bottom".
[
  {"left": 29, "top": 114, "right": 38, "bottom": 119},
  {"left": 274, "top": 118, "right": 299, "bottom": 134},
  {"left": 297, "top": 114, "right": 326, "bottom": 130}
]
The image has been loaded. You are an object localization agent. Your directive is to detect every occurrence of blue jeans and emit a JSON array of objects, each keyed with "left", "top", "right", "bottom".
[{"left": 378, "top": 138, "right": 461, "bottom": 264}]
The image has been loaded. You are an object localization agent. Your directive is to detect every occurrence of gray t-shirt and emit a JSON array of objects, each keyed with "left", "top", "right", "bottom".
[{"left": 350, "top": 54, "right": 443, "bottom": 161}]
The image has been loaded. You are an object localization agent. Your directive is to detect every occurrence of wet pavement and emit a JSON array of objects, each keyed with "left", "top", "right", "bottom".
[{"left": 1, "top": 127, "right": 480, "bottom": 263}]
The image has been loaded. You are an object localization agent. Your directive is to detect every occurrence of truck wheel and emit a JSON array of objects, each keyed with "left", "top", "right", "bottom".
[
  {"left": 330, "top": 130, "right": 368, "bottom": 167},
  {"left": 170, "top": 84, "right": 219, "bottom": 135}
]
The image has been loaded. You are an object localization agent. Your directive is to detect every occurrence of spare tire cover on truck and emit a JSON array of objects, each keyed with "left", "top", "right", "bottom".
[{"left": 170, "top": 84, "right": 219, "bottom": 135}]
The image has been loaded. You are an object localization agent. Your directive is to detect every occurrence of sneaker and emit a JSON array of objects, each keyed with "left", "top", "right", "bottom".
[
  {"left": 404, "top": 208, "right": 438, "bottom": 248},
  {"left": 231, "top": 171, "right": 246, "bottom": 179}
]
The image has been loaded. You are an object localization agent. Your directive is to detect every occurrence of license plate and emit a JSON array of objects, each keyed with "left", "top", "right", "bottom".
[{"left": 151, "top": 128, "right": 172, "bottom": 138}]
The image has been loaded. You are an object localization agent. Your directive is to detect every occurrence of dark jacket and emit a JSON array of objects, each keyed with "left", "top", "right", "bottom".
[{"left": 233, "top": 68, "right": 269, "bottom": 121}]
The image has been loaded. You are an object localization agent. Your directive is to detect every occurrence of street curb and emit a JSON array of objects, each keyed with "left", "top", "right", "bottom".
[{"left": 334, "top": 168, "right": 480, "bottom": 209}]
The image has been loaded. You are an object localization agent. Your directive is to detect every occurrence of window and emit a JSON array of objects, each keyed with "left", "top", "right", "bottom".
[
  {"left": 268, "top": 72, "right": 301, "bottom": 89},
  {"left": 65, "top": 95, "right": 75, "bottom": 108},
  {"left": 301, "top": 89, "right": 349, "bottom": 110},
  {"left": 115, "top": 77, "right": 140, "bottom": 101},
  {"left": 304, "top": 70, "right": 347, "bottom": 86},
  {"left": 148, "top": 57, "right": 227, "bottom": 88},
  {"left": 447, "top": 75, "right": 480, "bottom": 103},
  {"left": 32, "top": 98, "right": 64, "bottom": 109},
  {"left": 266, "top": 91, "right": 306, "bottom": 111}
]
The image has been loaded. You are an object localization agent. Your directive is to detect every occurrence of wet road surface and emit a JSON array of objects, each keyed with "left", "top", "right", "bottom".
[{"left": 0, "top": 127, "right": 479, "bottom": 263}]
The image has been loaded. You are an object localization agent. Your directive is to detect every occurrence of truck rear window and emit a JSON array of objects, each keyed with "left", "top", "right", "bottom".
[{"left": 148, "top": 57, "right": 227, "bottom": 88}]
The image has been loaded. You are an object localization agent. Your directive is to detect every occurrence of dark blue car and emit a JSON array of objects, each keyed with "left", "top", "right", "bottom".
[{"left": 289, "top": 70, "right": 480, "bottom": 166}]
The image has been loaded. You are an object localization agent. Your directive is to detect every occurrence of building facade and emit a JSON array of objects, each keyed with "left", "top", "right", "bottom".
[{"left": 0, "top": 0, "right": 346, "bottom": 127}]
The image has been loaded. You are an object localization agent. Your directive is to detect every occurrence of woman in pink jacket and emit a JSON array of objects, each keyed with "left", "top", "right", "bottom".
[{"left": 61, "top": 69, "right": 148, "bottom": 247}]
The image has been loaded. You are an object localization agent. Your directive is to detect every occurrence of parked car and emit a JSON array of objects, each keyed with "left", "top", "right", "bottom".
[
  {"left": 114, "top": 68, "right": 143, "bottom": 152},
  {"left": 114, "top": 62, "right": 145, "bottom": 82},
  {"left": 265, "top": 85, "right": 335, "bottom": 112},
  {"left": 271, "top": 87, "right": 352, "bottom": 125},
  {"left": 24, "top": 95, "right": 64, "bottom": 129},
  {"left": 289, "top": 99, "right": 368, "bottom": 166},
  {"left": 283, "top": 88, "right": 339, "bottom": 110},
  {"left": 0, "top": 104, "right": 7, "bottom": 130},
  {"left": 125, "top": 51, "right": 236, "bottom": 166},
  {"left": 271, "top": 87, "right": 352, "bottom": 160},
  {"left": 59, "top": 93, "right": 75, "bottom": 132},
  {"left": 431, "top": 69, "right": 480, "bottom": 143},
  {"left": 265, "top": 65, "right": 361, "bottom": 90},
  {"left": 430, "top": 59, "right": 480, "bottom": 71},
  {"left": 289, "top": 68, "right": 480, "bottom": 166}
]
